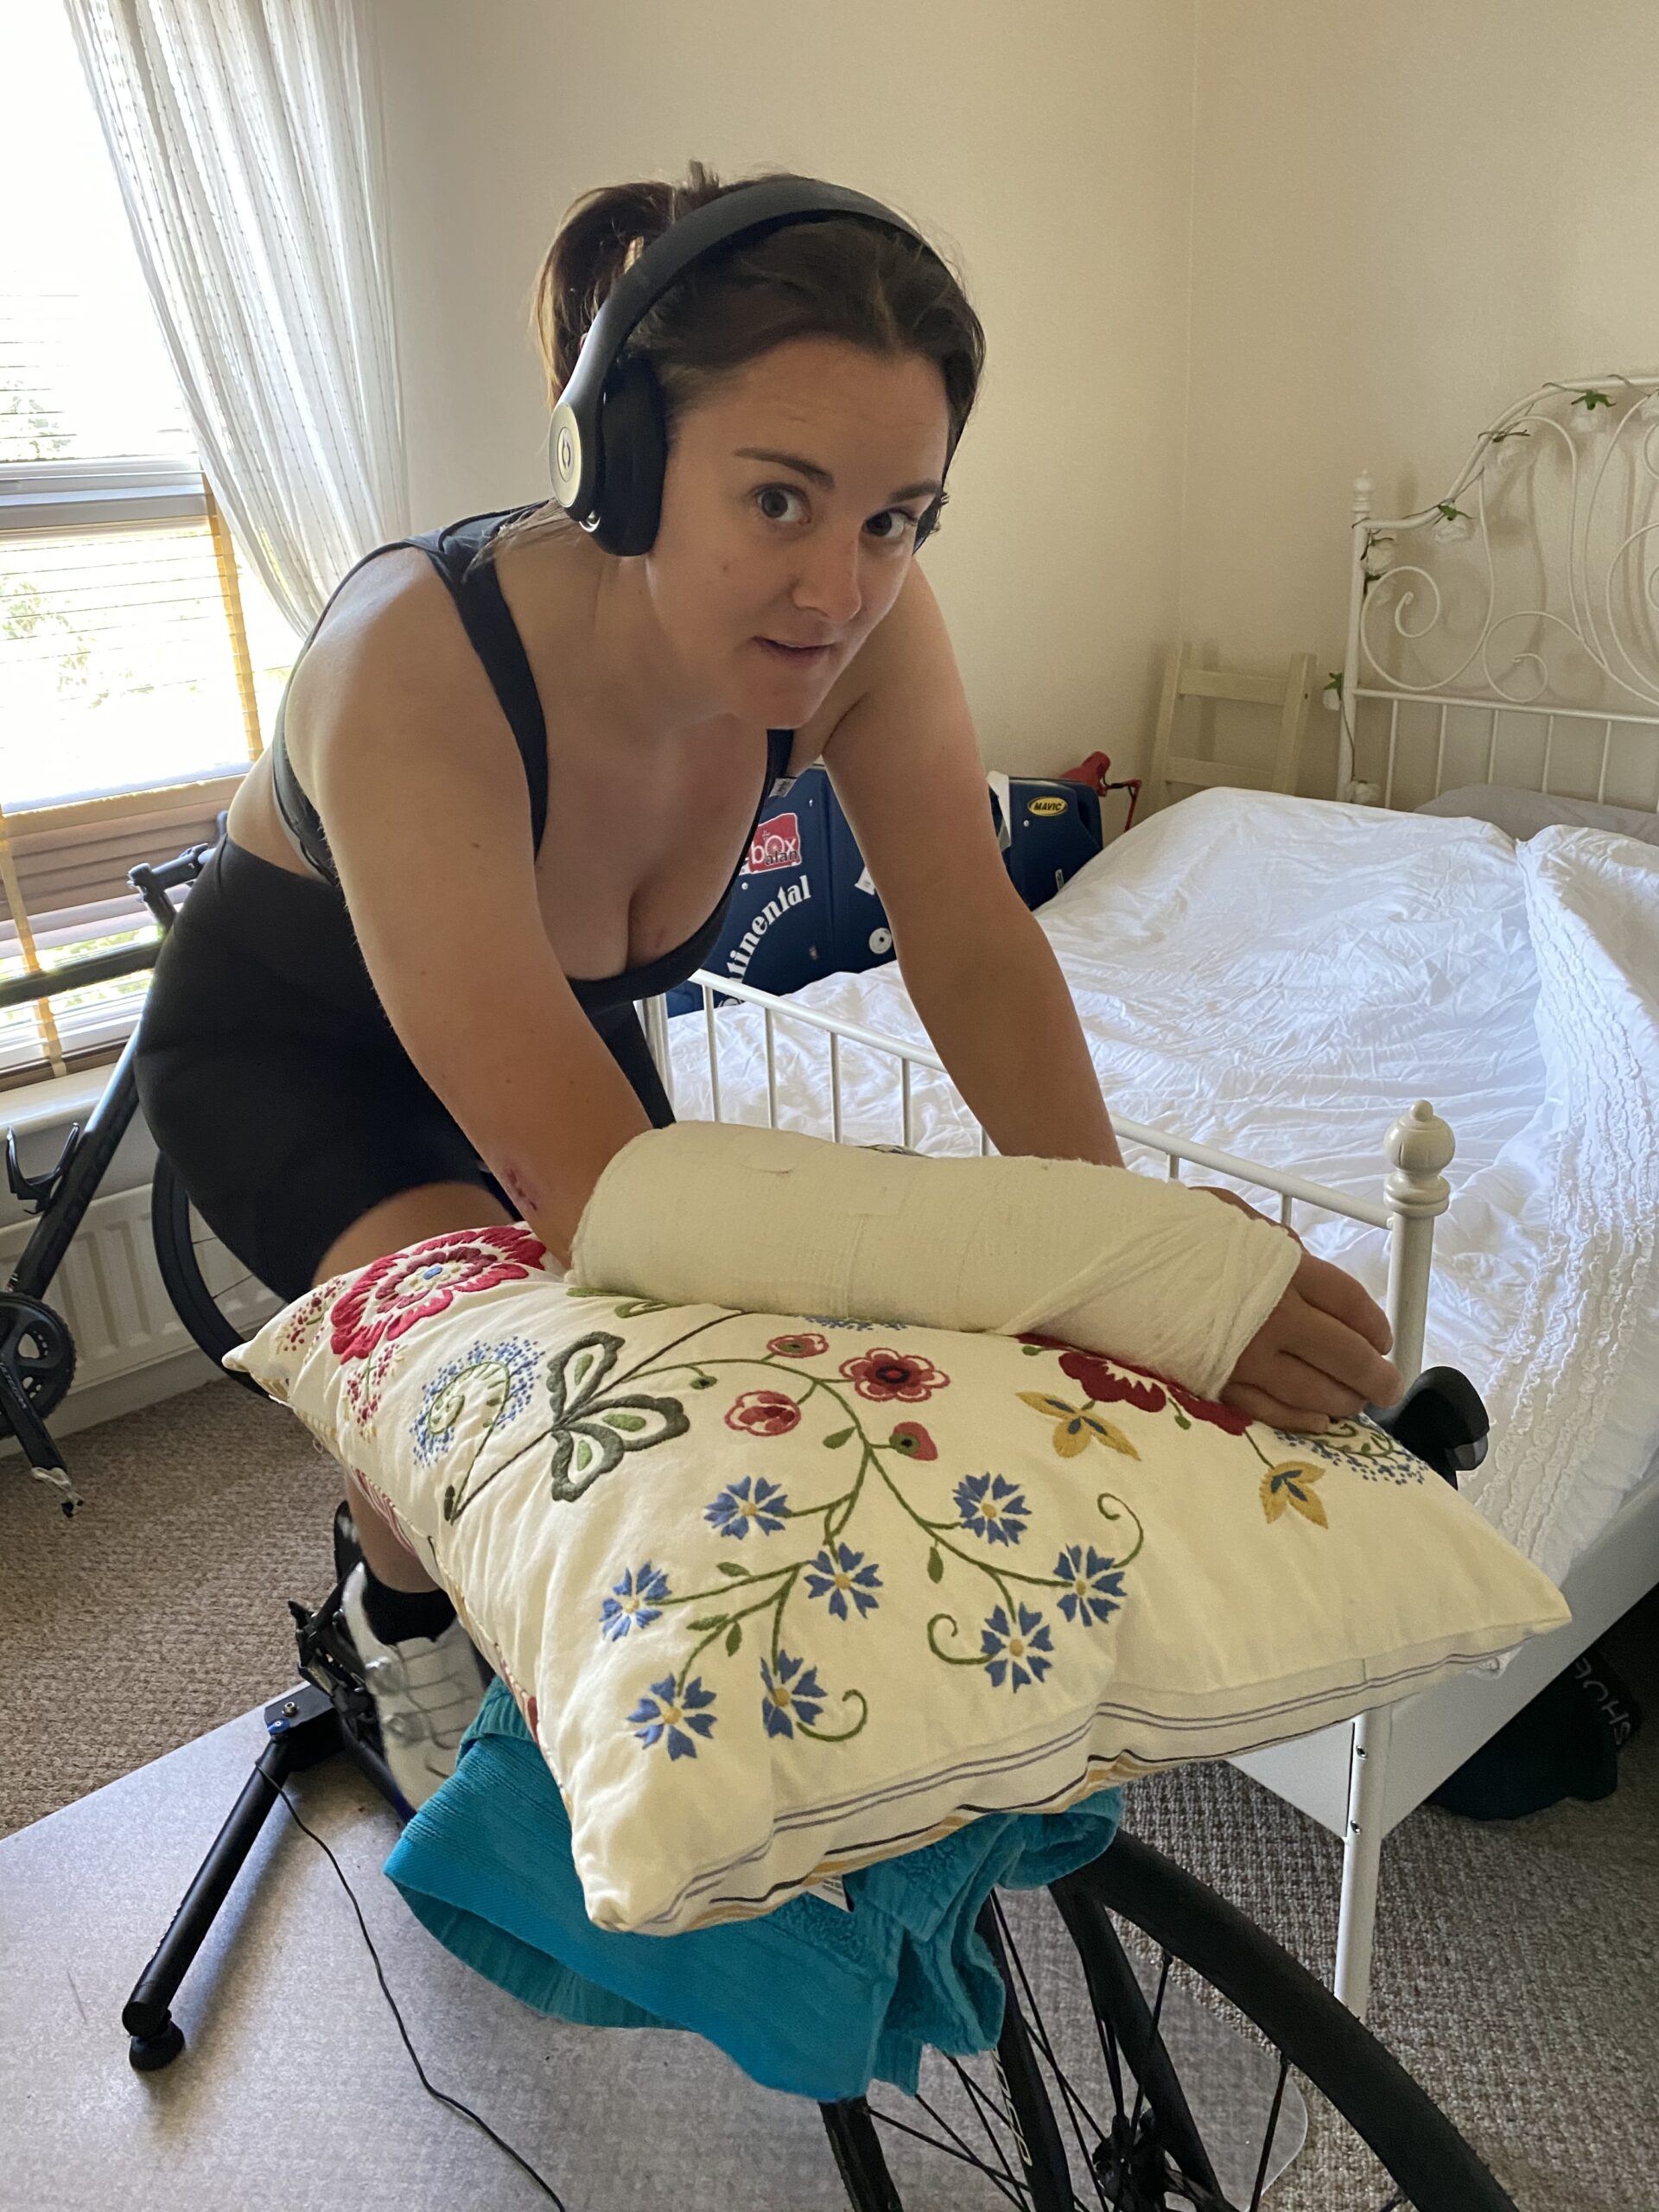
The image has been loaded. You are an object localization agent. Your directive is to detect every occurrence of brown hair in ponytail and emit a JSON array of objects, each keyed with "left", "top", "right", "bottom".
[{"left": 482, "top": 162, "right": 984, "bottom": 565}]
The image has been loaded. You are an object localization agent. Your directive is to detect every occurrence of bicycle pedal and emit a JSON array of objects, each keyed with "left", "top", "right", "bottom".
[{"left": 292, "top": 1585, "right": 378, "bottom": 1743}]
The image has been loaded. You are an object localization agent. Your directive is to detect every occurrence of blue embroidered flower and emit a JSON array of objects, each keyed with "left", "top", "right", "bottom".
[
  {"left": 628, "top": 1675, "right": 716, "bottom": 1758},
  {"left": 411, "top": 1337, "right": 538, "bottom": 1466},
  {"left": 1054, "top": 1544, "right": 1126, "bottom": 1627},
  {"left": 980, "top": 1604, "right": 1055, "bottom": 1691},
  {"left": 704, "top": 1474, "right": 790, "bottom": 1539},
  {"left": 760, "top": 1649, "right": 828, "bottom": 1738},
  {"left": 804, "top": 1544, "right": 882, "bottom": 1622},
  {"left": 955, "top": 1471, "right": 1031, "bottom": 1546},
  {"left": 600, "top": 1561, "right": 671, "bottom": 1642}
]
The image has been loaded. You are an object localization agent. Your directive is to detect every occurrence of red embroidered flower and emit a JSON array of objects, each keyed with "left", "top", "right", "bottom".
[
  {"left": 1055, "top": 1349, "right": 1167, "bottom": 1415},
  {"left": 1019, "top": 1333, "right": 1250, "bottom": 1434},
  {"left": 725, "top": 1389, "right": 803, "bottom": 1437},
  {"left": 840, "top": 1347, "right": 949, "bottom": 1402},
  {"left": 766, "top": 1331, "right": 829, "bottom": 1360},
  {"left": 329, "top": 1224, "right": 546, "bottom": 1361},
  {"left": 888, "top": 1421, "right": 938, "bottom": 1459},
  {"left": 1102, "top": 1351, "right": 1254, "bottom": 1435}
]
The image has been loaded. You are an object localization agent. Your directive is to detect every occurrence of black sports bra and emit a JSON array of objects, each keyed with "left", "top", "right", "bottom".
[{"left": 268, "top": 506, "right": 796, "bottom": 1014}]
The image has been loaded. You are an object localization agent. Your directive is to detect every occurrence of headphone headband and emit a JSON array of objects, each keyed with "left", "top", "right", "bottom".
[{"left": 550, "top": 177, "right": 934, "bottom": 529}]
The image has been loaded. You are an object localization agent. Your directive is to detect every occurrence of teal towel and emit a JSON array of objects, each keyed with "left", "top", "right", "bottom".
[{"left": 385, "top": 1675, "right": 1122, "bottom": 2101}]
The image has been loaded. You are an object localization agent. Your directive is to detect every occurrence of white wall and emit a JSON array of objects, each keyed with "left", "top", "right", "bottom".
[
  {"left": 1179, "top": 0, "right": 1659, "bottom": 794},
  {"left": 365, "top": 0, "right": 1197, "bottom": 777},
  {"left": 366, "top": 3, "right": 1659, "bottom": 797}
]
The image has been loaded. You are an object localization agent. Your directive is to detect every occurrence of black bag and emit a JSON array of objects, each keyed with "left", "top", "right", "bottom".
[
  {"left": 665, "top": 764, "right": 1113, "bottom": 1014},
  {"left": 1429, "top": 1642, "right": 1643, "bottom": 1821}
]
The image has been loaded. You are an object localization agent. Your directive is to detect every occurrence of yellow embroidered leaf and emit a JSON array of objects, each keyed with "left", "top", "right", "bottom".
[
  {"left": 1052, "top": 1417, "right": 1093, "bottom": 1458},
  {"left": 1019, "top": 1390, "right": 1076, "bottom": 1420},
  {"left": 1261, "top": 1463, "right": 1327, "bottom": 1527},
  {"left": 1080, "top": 1411, "right": 1140, "bottom": 1459},
  {"left": 1292, "top": 1480, "right": 1328, "bottom": 1528}
]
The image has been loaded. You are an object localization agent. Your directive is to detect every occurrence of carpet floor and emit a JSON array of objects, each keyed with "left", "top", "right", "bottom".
[{"left": 3, "top": 1376, "right": 1654, "bottom": 2209}]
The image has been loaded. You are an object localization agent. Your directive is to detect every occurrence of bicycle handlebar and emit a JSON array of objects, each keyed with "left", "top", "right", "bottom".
[
  {"left": 1, "top": 838, "right": 213, "bottom": 1014},
  {"left": 0, "top": 939, "right": 161, "bottom": 1012}
]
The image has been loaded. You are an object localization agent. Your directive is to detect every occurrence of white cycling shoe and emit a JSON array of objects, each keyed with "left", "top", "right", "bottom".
[{"left": 338, "top": 1562, "right": 487, "bottom": 1815}]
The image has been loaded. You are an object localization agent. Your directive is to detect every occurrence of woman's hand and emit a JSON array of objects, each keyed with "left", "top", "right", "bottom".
[{"left": 1193, "top": 1186, "right": 1402, "bottom": 1433}]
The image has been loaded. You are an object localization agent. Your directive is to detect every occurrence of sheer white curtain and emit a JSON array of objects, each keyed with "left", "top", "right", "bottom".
[{"left": 60, "top": 0, "right": 410, "bottom": 632}]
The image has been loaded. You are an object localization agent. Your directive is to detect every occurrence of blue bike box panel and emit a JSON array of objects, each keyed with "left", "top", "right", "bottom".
[{"left": 664, "top": 767, "right": 1106, "bottom": 1014}]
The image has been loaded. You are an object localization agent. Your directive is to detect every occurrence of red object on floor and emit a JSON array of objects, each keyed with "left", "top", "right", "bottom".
[{"left": 1058, "top": 749, "right": 1141, "bottom": 831}]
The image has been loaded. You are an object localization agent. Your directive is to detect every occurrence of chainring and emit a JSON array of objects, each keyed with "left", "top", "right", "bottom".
[{"left": 0, "top": 1292, "right": 76, "bottom": 1434}]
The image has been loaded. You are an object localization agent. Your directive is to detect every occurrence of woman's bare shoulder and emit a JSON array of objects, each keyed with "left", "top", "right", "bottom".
[{"left": 283, "top": 546, "right": 485, "bottom": 772}]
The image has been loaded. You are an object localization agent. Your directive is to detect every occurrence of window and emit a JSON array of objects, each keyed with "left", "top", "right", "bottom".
[{"left": 0, "top": 3, "right": 298, "bottom": 1084}]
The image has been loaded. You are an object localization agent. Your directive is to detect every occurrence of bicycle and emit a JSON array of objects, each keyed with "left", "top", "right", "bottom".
[
  {"left": 0, "top": 837, "right": 280, "bottom": 1514},
  {"left": 12, "top": 857, "right": 1520, "bottom": 2203}
]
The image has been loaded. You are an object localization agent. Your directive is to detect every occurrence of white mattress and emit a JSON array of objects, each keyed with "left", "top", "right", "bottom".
[{"left": 666, "top": 790, "right": 1659, "bottom": 1586}]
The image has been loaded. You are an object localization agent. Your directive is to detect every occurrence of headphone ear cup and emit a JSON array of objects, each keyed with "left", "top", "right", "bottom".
[{"left": 590, "top": 354, "right": 667, "bottom": 556}]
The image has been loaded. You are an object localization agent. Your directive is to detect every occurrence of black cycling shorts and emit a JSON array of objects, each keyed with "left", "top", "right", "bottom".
[{"left": 134, "top": 838, "right": 671, "bottom": 1302}]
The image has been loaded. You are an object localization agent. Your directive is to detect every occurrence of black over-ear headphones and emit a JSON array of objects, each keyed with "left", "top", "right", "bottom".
[{"left": 548, "top": 176, "right": 952, "bottom": 558}]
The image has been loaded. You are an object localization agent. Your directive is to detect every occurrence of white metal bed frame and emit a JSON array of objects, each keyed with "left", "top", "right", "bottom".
[{"left": 636, "top": 372, "right": 1659, "bottom": 2021}]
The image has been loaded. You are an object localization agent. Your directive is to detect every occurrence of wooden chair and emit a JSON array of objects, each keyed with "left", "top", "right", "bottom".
[{"left": 1144, "top": 645, "right": 1317, "bottom": 814}]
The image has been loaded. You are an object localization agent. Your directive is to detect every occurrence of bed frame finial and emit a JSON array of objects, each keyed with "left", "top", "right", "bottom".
[{"left": 1384, "top": 1099, "right": 1455, "bottom": 1213}]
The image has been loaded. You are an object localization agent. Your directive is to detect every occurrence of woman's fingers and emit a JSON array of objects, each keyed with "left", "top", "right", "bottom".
[
  {"left": 1275, "top": 1295, "right": 1402, "bottom": 1408},
  {"left": 1294, "top": 1249, "right": 1395, "bottom": 1358},
  {"left": 1218, "top": 1382, "right": 1332, "bottom": 1433}
]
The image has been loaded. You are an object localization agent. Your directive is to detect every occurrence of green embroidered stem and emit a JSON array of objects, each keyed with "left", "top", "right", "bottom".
[
  {"left": 677, "top": 1566, "right": 802, "bottom": 1694},
  {"left": 925, "top": 1612, "right": 991, "bottom": 1668},
  {"left": 798, "top": 1688, "right": 869, "bottom": 1745},
  {"left": 1095, "top": 1494, "right": 1146, "bottom": 1568},
  {"left": 432, "top": 1361, "right": 516, "bottom": 1523}
]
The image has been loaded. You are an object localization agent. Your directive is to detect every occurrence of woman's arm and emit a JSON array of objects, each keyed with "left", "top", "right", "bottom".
[
  {"left": 819, "top": 568, "right": 1399, "bottom": 1428},
  {"left": 301, "top": 560, "right": 652, "bottom": 1265},
  {"left": 819, "top": 567, "right": 1122, "bottom": 1165}
]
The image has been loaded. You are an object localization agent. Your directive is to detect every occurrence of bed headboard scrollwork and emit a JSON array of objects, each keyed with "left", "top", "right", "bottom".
[{"left": 1337, "top": 374, "right": 1659, "bottom": 812}]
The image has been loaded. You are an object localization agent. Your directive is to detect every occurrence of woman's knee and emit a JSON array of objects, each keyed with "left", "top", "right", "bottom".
[{"left": 314, "top": 1179, "right": 512, "bottom": 1287}]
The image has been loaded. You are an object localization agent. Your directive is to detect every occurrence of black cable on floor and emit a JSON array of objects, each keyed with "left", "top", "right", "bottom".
[{"left": 276, "top": 1783, "right": 570, "bottom": 2209}]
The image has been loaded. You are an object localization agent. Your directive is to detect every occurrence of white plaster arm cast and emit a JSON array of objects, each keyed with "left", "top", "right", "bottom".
[{"left": 571, "top": 1123, "right": 1300, "bottom": 1402}]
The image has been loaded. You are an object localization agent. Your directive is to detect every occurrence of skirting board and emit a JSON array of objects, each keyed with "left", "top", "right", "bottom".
[
  {"left": 0, "top": 1344, "right": 223, "bottom": 1466},
  {"left": 1230, "top": 1466, "right": 1659, "bottom": 1838}
]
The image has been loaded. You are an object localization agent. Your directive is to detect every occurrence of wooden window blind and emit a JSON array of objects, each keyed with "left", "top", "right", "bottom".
[{"left": 0, "top": 471, "right": 281, "bottom": 1085}]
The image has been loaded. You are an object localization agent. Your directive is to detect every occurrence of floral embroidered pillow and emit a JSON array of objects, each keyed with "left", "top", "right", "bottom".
[{"left": 228, "top": 1224, "right": 1568, "bottom": 1936}]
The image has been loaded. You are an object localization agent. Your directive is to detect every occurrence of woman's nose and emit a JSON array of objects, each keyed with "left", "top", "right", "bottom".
[{"left": 792, "top": 532, "right": 863, "bottom": 626}]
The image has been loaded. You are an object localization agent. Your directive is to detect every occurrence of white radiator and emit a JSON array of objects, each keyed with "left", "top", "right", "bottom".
[{"left": 0, "top": 1178, "right": 279, "bottom": 1397}]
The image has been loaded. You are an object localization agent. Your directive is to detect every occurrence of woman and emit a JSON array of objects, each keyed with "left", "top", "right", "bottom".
[{"left": 137, "top": 166, "right": 1398, "bottom": 1811}]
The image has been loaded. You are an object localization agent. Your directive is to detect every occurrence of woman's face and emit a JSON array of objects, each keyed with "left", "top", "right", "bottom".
[{"left": 646, "top": 336, "right": 951, "bottom": 727}]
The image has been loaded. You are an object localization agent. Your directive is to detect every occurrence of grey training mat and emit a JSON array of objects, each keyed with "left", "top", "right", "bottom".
[{"left": 0, "top": 1695, "right": 1313, "bottom": 2211}]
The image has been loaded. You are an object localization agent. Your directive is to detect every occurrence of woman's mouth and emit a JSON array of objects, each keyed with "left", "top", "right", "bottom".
[{"left": 756, "top": 638, "right": 833, "bottom": 669}]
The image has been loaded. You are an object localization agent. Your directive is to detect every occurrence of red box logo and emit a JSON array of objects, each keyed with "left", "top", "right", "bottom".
[{"left": 747, "top": 813, "right": 802, "bottom": 874}]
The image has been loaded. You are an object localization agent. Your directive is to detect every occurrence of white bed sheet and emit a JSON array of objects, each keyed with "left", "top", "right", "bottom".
[{"left": 666, "top": 791, "right": 1659, "bottom": 1586}]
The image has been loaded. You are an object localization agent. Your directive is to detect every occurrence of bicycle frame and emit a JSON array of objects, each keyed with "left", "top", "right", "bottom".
[{"left": 0, "top": 844, "right": 211, "bottom": 1498}]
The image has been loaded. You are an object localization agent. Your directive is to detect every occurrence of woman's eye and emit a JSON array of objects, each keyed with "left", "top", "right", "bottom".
[
  {"left": 754, "top": 484, "right": 808, "bottom": 524},
  {"left": 865, "top": 508, "right": 920, "bottom": 545}
]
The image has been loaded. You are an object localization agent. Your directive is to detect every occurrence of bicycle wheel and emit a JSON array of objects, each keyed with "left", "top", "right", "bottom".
[
  {"left": 149, "top": 1155, "right": 284, "bottom": 1389},
  {"left": 840, "top": 1834, "right": 1517, "bottom": 2210}
]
